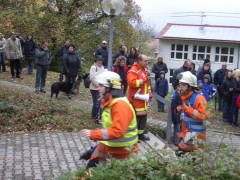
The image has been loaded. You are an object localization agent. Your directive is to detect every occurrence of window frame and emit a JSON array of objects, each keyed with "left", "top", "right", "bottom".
[
  {"left": 214, "top": 47, "right": 234, "bottom": 63},
  {"left": 192, "top": 45, "right": 211, "bottom": 61},
  {"left": 170, "top": 44, "right": 188, "bottom": 60}
]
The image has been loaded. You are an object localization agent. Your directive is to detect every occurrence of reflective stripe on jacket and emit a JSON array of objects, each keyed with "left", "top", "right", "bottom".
[{"left": 127, "top": 62, "right": 151, "bottom": 116}]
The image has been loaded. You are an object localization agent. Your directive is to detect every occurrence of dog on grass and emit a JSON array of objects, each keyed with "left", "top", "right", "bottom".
[{"left": 51, "top": 81, "right": 70, "bottom": 99}]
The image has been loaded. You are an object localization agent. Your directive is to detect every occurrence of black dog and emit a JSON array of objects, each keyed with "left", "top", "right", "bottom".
[{"left": 51, "top": 81, "right": 69, "bottom": 98}]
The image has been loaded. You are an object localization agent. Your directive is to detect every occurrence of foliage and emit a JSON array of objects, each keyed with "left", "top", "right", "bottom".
[
  {"left": 59, "top": 135, "right": 240, "bottom": 179},
  {"left": 0, "top": 0, "right": 156, "bottom": 74}
]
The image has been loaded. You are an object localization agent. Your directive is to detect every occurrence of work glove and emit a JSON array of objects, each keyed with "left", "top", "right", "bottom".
[{"left": 134, "top": 88, "right": 150, "bottom": 102}]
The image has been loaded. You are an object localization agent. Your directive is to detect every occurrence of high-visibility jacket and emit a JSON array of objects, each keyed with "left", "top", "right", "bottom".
[
  {"left": 127, "top": 62, "right": 152, "bottom": 116},
  {"left": 90, "top": 95, "right": 138, "bottom": 163},
  {"left": 178, "top": 90, "right": 209, "bottom": 152},
  {"left": 90, "top": 96, "right": 138, "bottom": 147}
]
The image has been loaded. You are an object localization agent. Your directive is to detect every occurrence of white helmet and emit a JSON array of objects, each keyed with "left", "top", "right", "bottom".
[
  {"left": 177, "top": 71, "right": 197, "bottom": 87},
  {"left": 96, "top": 70, "right": 122, "bottom": 89}
]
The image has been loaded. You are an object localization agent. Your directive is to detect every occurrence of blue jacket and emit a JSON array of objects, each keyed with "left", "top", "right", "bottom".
[
  {"left": 198, "top": 80, "right": 216, "bottom": 102},
  {"left": 154, "top": 77, "right": 168, "bottom": 96}
]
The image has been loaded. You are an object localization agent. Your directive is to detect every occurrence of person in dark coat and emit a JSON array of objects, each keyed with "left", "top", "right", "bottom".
[
  {"left": 112, "top": 56, "right": 129, "bottom": 94},
  {"left": 214, "top": 62, "right": 228, "bottom": 111},
  {"left": 113, "top": 44, "right": 127, "bottom": 64},
  {"left": 197, "top": 58, "right": 212, "bottom": 76},
  {"left": 62, "top": 45, "right": 81, "bottom": 95},
  {"left": 24, "top": 35, "right": 36, "bottom": 75},
  {"left": 172, "top": 59, "right": 195, "bottom": 90},
  {"left": 95, "top": 40, "right": 108, "bottom": 68},
  {"left": 154, "top": 71, "right": 168, "bottom": 112},
  {"left": 59, "top": 39, "right": 71, "bottom": 82},
  {"left": 171, "top": 85, "right": 182, "bottom": 146},
  {"left": 152, "top": 56, "right": 168, "bottom": 81},
  {"left": 126, "top": 47, "right": 138, "bottom": 69},
  {"left": 197, "top": 64, "right": 213, "bottom": 83},
  {"left": 221, "top": 70, "right": 238, "bottom": 123}
]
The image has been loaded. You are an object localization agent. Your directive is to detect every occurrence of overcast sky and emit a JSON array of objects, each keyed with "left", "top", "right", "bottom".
[{"left": 134, "top": 0, "right": 240, "bottom": 33}]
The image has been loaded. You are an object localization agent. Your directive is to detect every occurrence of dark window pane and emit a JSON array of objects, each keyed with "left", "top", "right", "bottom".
[
  {"left": 184, "top": 53, "right": 188, "bottom": 59},
  {"left": 176, "top": 53, "right": 183, "bottom": 59},
  {"left": 215, "top": 55, "right": 219, "bottom": 62},
  {"left": 193, "top": 46, "right": 197, "bottom": 52},
  {"left": 170, "top": 69, "right": 174, "bottom": 76},
  {"left": 229, "top": 56, "right": 233, "bottom": 63},
  {"left": 170, "top": 77, "right": 174, "bottom": 83},
  {"left": 222, "top": 47, "right": 228, "bottom": 54},
  {"left": 230, "top": 48, "right": 234, "bottom": 54},
  {"left": 221, "top": 56, "right": 228, "bottom": 62},
  {"left": 199, "top": 46, "right": 205, "bottom": 52},
  {"left": 193, "top": 54, "right": 196, "bottom": 60},
  {"left": 206, "top": 55, "right": 210, "bottom": 59},
  {"left": 216, "top": 47, "right": 220, "bottom": 53},
  {"left": 171, "top": 44, "right": 175, "bottom": 50},
  {"left": 171, "top": 52, "right": 174, "bottom": 58},
  {"left": 198, "top": 54, "right": 204, "bottom": 60},
  {"left": 207, "top": 47, "right": 211, "bottom": 53},
  {"left": 185, "top": 45, "right": 188, "bottom": 51},
  {"left": 176, "top": 44, "right": 183, "bottom": 51}
]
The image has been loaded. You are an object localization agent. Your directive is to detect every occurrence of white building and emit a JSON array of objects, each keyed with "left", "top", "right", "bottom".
[{"left": 155, "top": 23, "right": 240, "bottom": 84}]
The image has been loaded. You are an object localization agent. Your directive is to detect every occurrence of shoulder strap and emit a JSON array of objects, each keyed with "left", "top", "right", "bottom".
[{"left": 189, "top": 92, "right": 199, "bottom": 107}]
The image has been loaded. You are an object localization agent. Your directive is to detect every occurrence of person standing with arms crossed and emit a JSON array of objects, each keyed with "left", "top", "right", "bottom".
[{"left": 127, "top": 54, "right": 152, "bottom": 141}]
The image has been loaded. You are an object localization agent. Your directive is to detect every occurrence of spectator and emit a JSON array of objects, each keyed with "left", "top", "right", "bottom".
[
  {"left": 127, "top": 54, "right": 152, "bottom": 141},
  {"left": 198, "top": 74, "right": 216, "bottom": 102},
  {"left": 80, "top": 71, "right": 138, "bottom": 169},
  {"left": 24, "top": 34, "right": 36, "bottom": 75},
  {"left": 112, "top": 56, "right": 128, "bottom": 94},
  {"left": 6, "top": 32, "right": 23, "bottom": 79},
  {"left": 59, "top": 39, "right": 71, "bottom": 82},
  {"left": 152, "top": 56, "right": 168, "bottom": 81},
  {"left": 154, "top": 71, "right": 168, "bottom": 112},
  {"left": 171, "top": 85, "right": 182, "bottom": 146},
  {"left": 0, "top": 33, "right": 7, "bottom": 72},
  {"left": 113, "top": 44, "right": 127, "bottom": 64},
  {"left": 15, "top": 30, "right": 25, "bottom": 72},
  {"left": 126, "top": 47, "right": 138, "bottom": 68},
  {"left": 197, "top": 58, "right": 212, "bottom": 76},
  {"left": 191, "top": 61, "right": 196, "bottom": 75},
  {"left": 197, "top": 64, "right": 213, "bottom": 83},
  {"left": 89, "top": 55, "right": 105, "bottom": 122},
  {"left": 62, "top": 45, "right": 81, "bottom": 95},
  {"left": 95, "top": 40, "right": 108, "bottom": 68},
  {"left": 221, "top": 70, "right": 237, "bottom": 123},
  {"left": 35, "top": 41, "right": 51, "bottom": 93},
  {"left": 172, "top": 59, "right": 194, "bottom": 90},
  {"left": 232, "top": 69, "right": 240, "bottom": 126},
  {"left": 214, "top": 62, "right": 228, "bottom": 111}
]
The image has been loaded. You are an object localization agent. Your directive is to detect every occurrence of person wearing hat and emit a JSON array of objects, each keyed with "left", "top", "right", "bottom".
[
  {"left": 177, "top": 71, "right": 209, "bottom": 153},
  {"left": 154, "top": 71, "right": 168, "bottom": 112},
  {"left": 198, "top": 74, "right": 216, "bottom": 102},
  {"left": 196, "top": 58, "right": 212, "bottom": 76},
  {"left": 95, "top": 40, "right": 109, "bottom": 68},
  {"left": 80, "top": 71, "right": 138, "bottom": 169},
  {"left": 0, "top": 33, "right": 7, "bottom": 72},
  {"left": 152, "top": 56, "right": 168, "bottom": 81},
  {"left": 89, "top": 55, "right": 105, "bottom": 122}
]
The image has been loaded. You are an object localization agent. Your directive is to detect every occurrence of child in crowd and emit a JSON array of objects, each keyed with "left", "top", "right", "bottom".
[
  {"left": 198, "top": 74, "right": 216, "bottom": 102},
  {"left": 171, "top": 85, "right": 182, "bottom": 146},
  {"left": 154, "top": 71, "right": 168, "bottom": 112}
]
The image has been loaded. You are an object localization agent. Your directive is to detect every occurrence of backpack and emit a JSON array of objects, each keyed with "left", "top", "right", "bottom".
[{"left": 83, "top": 66, "right": 97, "bottom": 88}]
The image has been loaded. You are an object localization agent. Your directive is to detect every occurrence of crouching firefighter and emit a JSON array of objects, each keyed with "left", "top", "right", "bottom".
[
  {"left": 177, "top": 71, "right": 209, "bottom": 153},
  {"left": 80, "top": 71, "right": 138, "bottom": 169}
]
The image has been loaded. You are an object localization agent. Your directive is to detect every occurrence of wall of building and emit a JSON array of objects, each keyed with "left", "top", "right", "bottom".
[{"left": 158, "top": 39, "right": 240, "bottom": 85}]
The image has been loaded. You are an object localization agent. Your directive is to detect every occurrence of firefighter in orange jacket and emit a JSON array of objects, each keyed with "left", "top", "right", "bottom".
[
  {"left": 177, "top": 71, "right": 209, "bottom": 153},
  {"left": 127, "top": 54, "right": 152, "bottom": 141},
  {"left": 80, "top": 71, "right": 138, "bottom": 169}
]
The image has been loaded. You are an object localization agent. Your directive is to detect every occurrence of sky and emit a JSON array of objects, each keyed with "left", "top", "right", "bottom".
[{"left": 134, "top": 0, "right": 240, "bottom": 33}]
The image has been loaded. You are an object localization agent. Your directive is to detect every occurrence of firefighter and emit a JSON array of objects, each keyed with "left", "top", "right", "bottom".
[
  {"left": 177, "top": 71, "right": 209, "bottom": 153},
  {"left": 80, "top": 71, "right": 138, "bottom": 169},
  {"left": 127, "top": 54, "right": 152, "bottom": 141}
]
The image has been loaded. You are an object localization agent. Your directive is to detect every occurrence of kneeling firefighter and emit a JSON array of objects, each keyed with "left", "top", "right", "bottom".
[
  {"left": 80, "top": 71, "right": 138, "bottom": 169},
  {"left": 177, "top": 71, "right": 209, "bottom": 153}
]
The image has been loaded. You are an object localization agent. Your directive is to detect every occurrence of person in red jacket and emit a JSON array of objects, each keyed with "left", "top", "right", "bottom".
[
  {"left": 80, "top": 71, "right": 138, "bottom": 169},
  {"left": 127, "top": 54, "right": 152, "bottom": 141},
  {"left": 177, "top": 71, "right": 209, "bottom": 153}
]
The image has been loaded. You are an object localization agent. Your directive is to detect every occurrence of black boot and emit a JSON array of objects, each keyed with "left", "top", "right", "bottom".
[
  {"left": 79, "top": 146, "right": 97, "bottom": 160},
  {"left": 138, "top": 134, "right": 150, "bottom": 141}
]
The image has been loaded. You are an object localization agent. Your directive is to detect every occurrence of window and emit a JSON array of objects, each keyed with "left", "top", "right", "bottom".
[
  {"left": 171, "top": 44, "right": 188, "bottom": 60},
  {"left": 215, "top": 47, "right": 234, "bottom": 63},
  {"left": 192, "top": 45, "right": 211, "bottom": 61},
  {"left": 169, "top": 69, "right": 175, "bottom": 83}
]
